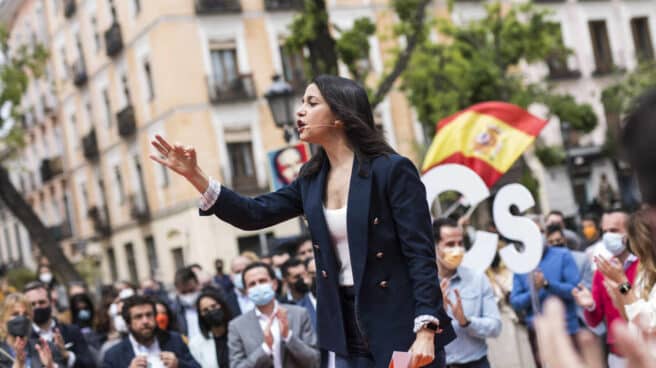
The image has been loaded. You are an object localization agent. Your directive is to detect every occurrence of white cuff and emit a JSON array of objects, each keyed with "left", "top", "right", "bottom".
[
  {"left": 199, "top": 177, "right": 222, "bottom": 211},
  {"left": 283, "top": 329, "right": 293, "bottom": 344},
  {"left": 261, "top": 342, "right": 273, "bottom": 356},
  {"left": 66, "top": 351, "right": 76, "bottom": 368},
  {"left": 413, "top": 315, "right": 440, "bottom": 333}
]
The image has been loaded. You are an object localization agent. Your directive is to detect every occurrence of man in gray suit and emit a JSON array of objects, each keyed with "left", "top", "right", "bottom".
[{"left": 228, "top": 262, "right": 320, "bottom": 368}]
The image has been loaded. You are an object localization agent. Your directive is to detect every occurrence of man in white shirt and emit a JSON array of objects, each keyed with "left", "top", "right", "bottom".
[
  {"left": 227, "top": 262, "right": 320, "bottom": 368},
  {"left": 102, "top": 295, "right": 200, "bottom": 368}
]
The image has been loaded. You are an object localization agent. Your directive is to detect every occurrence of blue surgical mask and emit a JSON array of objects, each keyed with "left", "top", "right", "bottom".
[
  {"left": 233, "top": 273, "right": 244, "bottom": 290},
  {"left": 274, "top": 268, "right": 283, "bottom": 280},
  {"left": 603, "top": 232, "right": 626, "bottom": 256},
  {"left": 248, "top": 283, "right": 276, "bottom": 306},
  {"left": 77, "top": 309, "right": 92, "bottom": 321}
]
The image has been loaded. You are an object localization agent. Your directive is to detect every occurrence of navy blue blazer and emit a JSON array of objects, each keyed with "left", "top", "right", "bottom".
[
  {"left": 101, "top": 331, "right": 200, "bottom": 368},
  {"left": 201, "top": 154, "right": 455, "bottom": 367},
  {"left": 296, "top": 293, "right": 317, "bottom": 329}
]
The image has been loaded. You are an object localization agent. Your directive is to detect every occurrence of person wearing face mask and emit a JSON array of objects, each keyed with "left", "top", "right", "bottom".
[
  {"left": 572, "top": 210, "right": 637, "bottom": 368},
  {"left": 227, "top": 262, "right": 319, "bottom": 368},
  {"left": 171, "top": 267, "right": 202, "bottom": 340},
  {"left": 223, "top": 256, "right": 255, "bottom": 318},
  {"left": 22, "top": 282, "right": 95, "bottom": 368},
  {"left": 510, "top": 225, "right": 581, "bottom": 368},
  {"left": 432, "top": 218, "right": 501, "bottom": 368},
  {"left": 98, "top": 288, "right": 135, "bottom": 366},
  {"left": 281, "top": 259, "right": 310, "bottom": 304},
  {"left": 154, "top": 300, "right": 180, "bottom": 335},
  {"left": 189, "top": 290, "right": 233, "bottom": 368},
  {"left": 69, "top": 293, "right": 102, "bottom": 362},
  {"left": 36, "top": 265, "right": 69, "bottom": 318},
  {"left": 297, "top": 258, "right": 318, "bottom": 329},
  {"left": 0, "top": 293, "right": 66, "bottom": 368}
]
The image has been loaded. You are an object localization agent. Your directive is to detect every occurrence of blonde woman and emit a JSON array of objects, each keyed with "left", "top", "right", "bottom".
[
  {"left": 0, "top": 293, "right": 64, "bottom": 368},
  {"left": 602, "top": 209, "right": 656, "bottom": 329}
]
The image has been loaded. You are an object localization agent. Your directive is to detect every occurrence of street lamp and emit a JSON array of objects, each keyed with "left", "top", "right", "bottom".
[{"left": 265, "top": 75, "right": 297, "bottom": 143}]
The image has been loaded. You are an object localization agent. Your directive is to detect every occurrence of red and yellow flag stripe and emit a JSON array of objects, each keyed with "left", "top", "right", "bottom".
[{"left": 421, "top": 102, "right": 547, "bottom": 187}]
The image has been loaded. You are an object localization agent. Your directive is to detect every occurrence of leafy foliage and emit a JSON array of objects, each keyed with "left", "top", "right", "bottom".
[
  {"left": 601, "top": 61, "right": 656, "bottom": 115},
  {"left": 534, "top": 145, "right": 566, "bottom": 167},
  {"left": 402, "top": 2, "right": 596, "bottom": 134},
  {"left": 335, "top": 18, "right": 376, "bottom": 84}
]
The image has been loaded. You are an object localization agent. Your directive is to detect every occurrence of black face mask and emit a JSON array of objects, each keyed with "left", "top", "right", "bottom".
[
  {"left": 7, "top": 316, "right": 32, "bottom": 337},
  {"left": 203, "top": 309, "right": 225, "bottom": 328},
  {"left": 33, "top": 306, "right": 52, "bottom": 325},
  {"left": 292, "top": 278, "right": 310, "bottom": 294}
]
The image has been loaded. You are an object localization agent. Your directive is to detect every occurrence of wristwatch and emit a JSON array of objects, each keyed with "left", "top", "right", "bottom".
[
  {"left": 618, "top": 282, "right": 632, "bottom": 295},
  {"left": 423, "top": 322, "right": 440, "bottom": 332}
]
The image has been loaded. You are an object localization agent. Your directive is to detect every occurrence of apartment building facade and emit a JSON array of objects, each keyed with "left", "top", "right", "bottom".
[{"left": 1, "top": 0, "right": 427, "bottom": 285}]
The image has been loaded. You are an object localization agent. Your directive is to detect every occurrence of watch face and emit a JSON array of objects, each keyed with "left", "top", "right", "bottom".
[{"left": 426, "top": 322, "right": 438, "bottom": 331}]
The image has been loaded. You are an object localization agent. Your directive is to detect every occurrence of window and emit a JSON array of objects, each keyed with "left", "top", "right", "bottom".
[
  {"left": 108, "top": 0, "right": 117, "bottom": 20},
  {"left": 91, "top": 17, "right": 101, "bottom": 52},
  {"left": 631, "top": 17, "right": 654, "bottom": 61},
  {"left": 2, "top": 226, "right": 9, "bottom": 263},
  {"left": 227, "top": 141, "right": 257, "bottom": 191},
  {"left": 171, "top": 247, "right": 185, "bottom": 271},
  {"left": 209, "top": 48, "right": 238, "bottom": 86},
  {"left": 589, "top": 20, "right": 614, "bottom": 74},
  {"left": 107, "top": 247, "right": 118, "bottom": 281},
  {"left": 143, "top": 59, "right": 155, "bottom": 101},
  {"left": 121, "top": 74, "right": 131, "bottom": 104},
  {"left": 59, "top": 47, "right": 67, "bottom": 78},
  {"left": 280, "top": 45, "right": 306, "bottom": 89},
  {"left": 79, "top": 182, "right": 89, "bottom": 215},
  {"left": 14, "top": 223, "right": 23, "bottom": 265},
  {"left": 237, "top": 232, "right": 274, "bottom": 256},
  {"left": 145, "top": 236, "right": 158, "bottom": 277},
  {"left": 134, "top": 0, "right": 141, "bottom": 15},
  {"left": 102, "top": 89, "right": 112, "bottom": 128},
  {"left": 125, "top": 242, "right": 138, "bottom": 284},
  {"left": 85, "top": 101, "right": 93, "bottom": 131},
  {"left": 70, "top": 114, "right": 78, "bottom": 147},
  {"left": 113, "top": 165, "right": 125, "bottom": 203}
]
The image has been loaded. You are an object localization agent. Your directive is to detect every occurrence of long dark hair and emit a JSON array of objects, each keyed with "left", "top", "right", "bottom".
[
  {"left": 300, "top": 75, "right": 396, "bottom": 178},
  {"left": 195, "top": 290, "right": 233, "bottom": 339},
  {"left": 70, "top": 293, "right": 95, "bottom": 328},
  {"left": 154, "top": 298, "right": 180, "bottom": 333}
]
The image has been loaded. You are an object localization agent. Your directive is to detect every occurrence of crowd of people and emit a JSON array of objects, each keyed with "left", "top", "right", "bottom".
[{"left": 0, "top": 88, "right": 654, "bottom": 367}]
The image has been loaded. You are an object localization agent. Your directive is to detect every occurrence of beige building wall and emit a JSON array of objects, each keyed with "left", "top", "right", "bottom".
[{"left": 4, "top": 0, "right": 448, "bottom": 286}]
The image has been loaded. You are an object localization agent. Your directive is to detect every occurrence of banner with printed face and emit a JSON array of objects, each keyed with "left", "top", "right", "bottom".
[{"left": 268, "top": 143, "right": 311, "bottom": 191}]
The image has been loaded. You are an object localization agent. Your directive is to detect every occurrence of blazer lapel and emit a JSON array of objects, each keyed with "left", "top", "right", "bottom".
[
  {"left": 305, "top": 161, "right": 341, "bottom": 273},
  {"left": 347, "top": 158, "right": 372, "bottom": 294},
  {"left": 244, "top": 311, "right": 265, "bottom": 350}
]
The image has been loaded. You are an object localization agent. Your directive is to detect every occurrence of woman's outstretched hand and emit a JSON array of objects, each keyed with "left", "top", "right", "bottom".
[{"left": 150, "top": 134, "right": 209, "bottom": 194}]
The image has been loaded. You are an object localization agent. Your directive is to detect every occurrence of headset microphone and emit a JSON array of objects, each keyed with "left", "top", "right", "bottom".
[{"left": 302, "top": 124, "right": 337, "bottom": 129}]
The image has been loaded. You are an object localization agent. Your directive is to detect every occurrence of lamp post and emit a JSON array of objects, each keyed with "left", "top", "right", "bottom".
[{"left": 265, "top": 75, "right": 296, "bottom": 143}]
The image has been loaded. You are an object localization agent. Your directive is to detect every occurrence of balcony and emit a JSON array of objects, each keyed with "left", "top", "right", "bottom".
[
  {"left": 129, "top": 193, "right": 150, "bottom": 223},
  {"left": 64, "top": 0, "right": 76, "bottom": 18},
  {"left": 82, "top": 129, "right": 99, "bottom": 160},
  {"left": 264, "top": 0, "right": 303, "bottom": 10},
  {"left": 49, "top": 221, "right": 72, "bottom": 241},
  {"left": 195, "top": 0, "right": 242, "bottom": 13},
  {"left": 40, "top": 156, "right": 64, "bottom": 183},
  {"left": 117, "top": 105, "right": 136, "bottom": 137},
  {"left": 88, "top": 205, "right": 111, "bottom": 237},
  {"left": 72, "top": 59, "right": 87, "bottom": 87},
  {"left": 104, "top": 22, "right": 124, "bottom": 57},
  {"left": 207, "top": 74, "right": 256, "bottom": 103}
]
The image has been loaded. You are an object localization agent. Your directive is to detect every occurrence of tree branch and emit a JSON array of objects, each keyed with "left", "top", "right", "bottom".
[{"left": 370, "top": 0, "right": 431, "bottom": 108}]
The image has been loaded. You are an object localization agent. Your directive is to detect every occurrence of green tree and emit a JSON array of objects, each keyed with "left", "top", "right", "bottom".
[
  {"left": 402, "top": 2, "right": 596, "bottom": 136},
  {"left": 0, "top": 26, "right": 83, "bottom": 283},
  {"left": 284, "top": 0, "right": 432, "bottom": 107},
  {"left": 601, "top": 61, "right": 656, "bottom": 116}
]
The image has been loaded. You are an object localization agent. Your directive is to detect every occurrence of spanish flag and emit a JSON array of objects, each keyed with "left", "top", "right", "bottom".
[{"left": 421, "top": 102, "right": 547, "bottom": 187}]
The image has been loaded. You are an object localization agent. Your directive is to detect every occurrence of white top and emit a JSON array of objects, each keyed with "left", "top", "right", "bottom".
[
  {"left": 625, "top": 272, "right": 656, "bottom": 330},
  {"left": 129, "top": 334, "right": 164, "bottom": 368},
  {"left": 184, "top": 307, "right": 201, "bottom": 339},
  {"left": 254, "top": 302, "right": 293, "bottom": 368},
  {"left": 323, "top": 206, "right": 354, "bottom": 286}
]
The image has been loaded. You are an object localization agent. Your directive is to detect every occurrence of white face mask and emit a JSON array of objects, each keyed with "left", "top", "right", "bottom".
[
  {"left": 603, "top": 232, "right": 626, "bottom": 256},
  {"left": 113, "top": 315, "right": 128, "bottom": 333},
  {"left": 179, "top": 291, "right": 200, "bottom": 307},
  {"left": 39, "top": 273, "right": 53, "bottom": 284}
]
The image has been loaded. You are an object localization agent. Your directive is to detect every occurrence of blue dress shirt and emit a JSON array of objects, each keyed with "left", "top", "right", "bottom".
[
  {"left": 444, "top": 267, "right": 502, "bottom": 365},
  {"left": 510, "top": 246, "right": 581, "bottom": 334}
]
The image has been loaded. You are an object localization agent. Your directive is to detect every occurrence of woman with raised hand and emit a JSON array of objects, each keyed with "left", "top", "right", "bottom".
[{"left": 151, "top": 75, "right": 455, "bottom": 368}]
